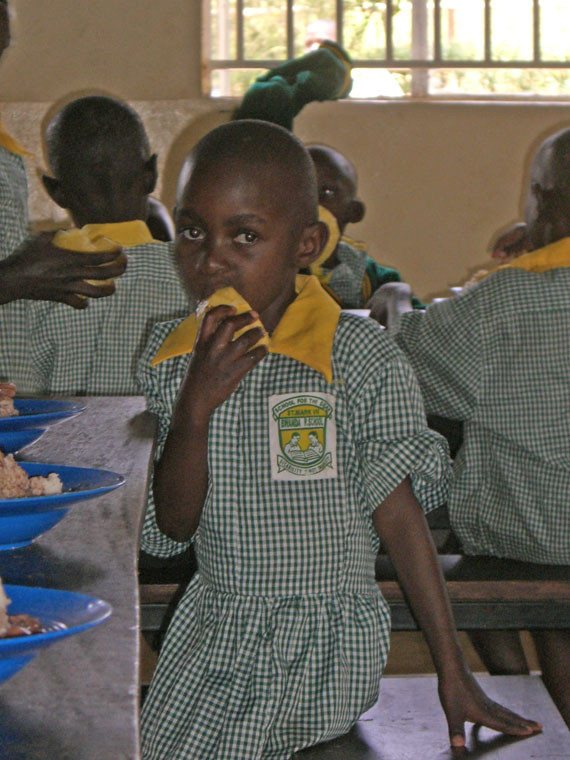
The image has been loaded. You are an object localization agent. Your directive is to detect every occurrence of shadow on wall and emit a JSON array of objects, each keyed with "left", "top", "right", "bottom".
[{"left": 161, "top": 109, "right": 232, "bottom": 213}]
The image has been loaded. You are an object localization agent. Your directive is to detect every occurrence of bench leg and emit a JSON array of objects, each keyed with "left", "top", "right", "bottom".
[
  {"left": 467, "top": 630, "right": 529, "bottom": 674},
  {"left": 531, "top": 629, "right": 570, "bottom": 728}
]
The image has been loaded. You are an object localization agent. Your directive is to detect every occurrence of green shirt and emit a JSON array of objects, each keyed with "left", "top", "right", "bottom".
[
  {"left": 29, "top": 240, "right": 189, "bottom": 395},
  {"left": 137, "top": 311, "right": 449, "bottom": 759},
  {"left": 0, "top": 146, "right": 32, "bottom": 390},
  {"left": 393, "top": 256, "right": 570, "bottom": 564}
]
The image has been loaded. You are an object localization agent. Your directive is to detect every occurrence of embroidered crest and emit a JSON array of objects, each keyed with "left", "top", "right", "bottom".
[{"left": 269, "top": 393, "right": 337, "bottom": 481}]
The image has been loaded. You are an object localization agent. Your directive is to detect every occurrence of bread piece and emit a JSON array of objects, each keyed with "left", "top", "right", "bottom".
[{"left": 197, "top": 287, "right": 269, "bottom": 348}]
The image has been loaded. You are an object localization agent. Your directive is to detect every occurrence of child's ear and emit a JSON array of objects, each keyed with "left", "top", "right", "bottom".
[
  {"left": 347, "top": 199, "right": 365, "bottom": 225},
  {"left": 42, "top": 174, "right": 67, "bottom": 210},
  {"left": 295, "top": 221, "right": 329, "bottom": 269},
  {"left": 143, "top": 154, "right": 158, "bottom": 195}
]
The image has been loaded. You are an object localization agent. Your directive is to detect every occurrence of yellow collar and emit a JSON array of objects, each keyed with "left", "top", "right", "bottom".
[
  {"left": 151, "top": 274, "right": 341, "bottom": 383},
  {"left": 497, "top": 237, "right": 570, "bottom": 274},
  {"left": 0, "top": 121, "right": 32, "bottom": 157},
  {"left": 52, "top": 220, "right": 157, "bottom": 250}
]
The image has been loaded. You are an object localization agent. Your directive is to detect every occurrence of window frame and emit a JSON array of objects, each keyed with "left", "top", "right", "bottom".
[{"left": 202, "top": 0, "right": 570, "bottom": 100}]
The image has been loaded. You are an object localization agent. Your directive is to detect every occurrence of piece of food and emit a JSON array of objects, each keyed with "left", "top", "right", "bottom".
[
  {"left": 0, "top": 451, "right": 63, "bottom": 499},
  {"left": 0, "top": 576, "right": 9, "bottom": 636},
  {"left": 52, "top": 229, "right": 120, "bottom": 289},
  {"left": 197, "top": 286, "right": 269, "bottom": 347},
  {"left": 0, "top": 577, "right": 44, "bottom": 638},
  {"left": 0, "top": 382, "right": 18, "bottom": 418}
]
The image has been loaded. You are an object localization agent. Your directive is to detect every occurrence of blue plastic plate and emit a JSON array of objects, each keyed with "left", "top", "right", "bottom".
[
  {"left": 0, "top": 463, "right": 125, "bottom": 550},
  {"left": 0, "top": 584, "right": 112, "bottom": 684},
  {"left": 0, "top": 400, "right": 85, "bottom": 432},
  {"left": 0, "top": 428, "right": 47, "bottom": 454}
]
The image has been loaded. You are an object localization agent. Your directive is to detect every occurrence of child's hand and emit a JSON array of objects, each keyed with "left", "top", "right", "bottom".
[
  {"left": 438, "top": 664, "right": 542, "bottom": 747},
  {"left": 367, "top": 282, "right": 412, "bottom": 326},
  {"left": 491, "top": 223, "right": 529, "bottom": 261},
  {"left": 184, "top": 305, "right": 267, "bottom": 418},
  {"left": 0, "top": 233, "right": 127, "bottom": 308}
]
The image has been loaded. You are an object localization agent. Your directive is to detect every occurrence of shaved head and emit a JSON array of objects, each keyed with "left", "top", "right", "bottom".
[
  {"left": 307, "top": 144, "right": 358, "bottom": 195},
  {"left": 525, "top": 127, "right": 570, "bottom": 249},
  {"left": 177, "top": 120, "right": 319, "bottom": 227},
  {"left": 44, "top": 95, "right": 155, "bottom": 225}
]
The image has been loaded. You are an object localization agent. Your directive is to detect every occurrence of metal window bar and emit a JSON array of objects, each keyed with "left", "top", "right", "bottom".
[{"left": 205, "top": 0, "right": 570, "bottom": 94}]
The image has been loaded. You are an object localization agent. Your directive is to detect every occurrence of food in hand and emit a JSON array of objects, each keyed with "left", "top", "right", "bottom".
[
  {"left": 0, "top": 577, "right": 44, "bottom": 638},
  {"left": 197, "top": 286, "right": 269, "bottom": 347},
  {"left": 0, "top": 451, "right": 63, "bottom": 499}
]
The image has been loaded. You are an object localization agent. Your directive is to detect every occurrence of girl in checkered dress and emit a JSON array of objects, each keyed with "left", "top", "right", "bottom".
[{"left": 138, "top": 120, "right": 540, "bottom": 759}]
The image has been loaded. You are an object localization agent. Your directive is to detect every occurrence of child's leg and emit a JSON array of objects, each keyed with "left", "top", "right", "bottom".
[
  {"left": 467, "top": 630, "right": 529, "bottom": 674},
  {"left": 530, "top": 629, "right": 570, "bottom": 728}
]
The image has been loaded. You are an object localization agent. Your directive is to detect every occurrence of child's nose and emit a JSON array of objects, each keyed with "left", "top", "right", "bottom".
[{"left": 200, "top": 238, "right": 227, "bottom": 273}]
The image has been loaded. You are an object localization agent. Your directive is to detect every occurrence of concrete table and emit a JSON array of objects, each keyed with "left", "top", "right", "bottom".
[{"left": 0, "top": 396, "right": 156, "bottom": 760}]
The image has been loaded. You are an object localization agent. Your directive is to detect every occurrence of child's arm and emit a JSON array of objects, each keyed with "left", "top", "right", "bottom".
[
  {"left": 153, "top": 306, "right": 267, "bottom": 542},
  {"left": 372, "top": 477, "right": 542, "bottom": 747}
]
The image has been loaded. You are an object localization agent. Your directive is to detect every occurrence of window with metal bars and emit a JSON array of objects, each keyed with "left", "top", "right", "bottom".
[{"left": 203, "top": 0, "right": 570, "bottom": 99}]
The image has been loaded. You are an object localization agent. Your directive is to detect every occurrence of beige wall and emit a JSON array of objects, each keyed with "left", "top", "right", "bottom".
[{"left": 1, "top": 4, "right": 569, "bottom": 300}]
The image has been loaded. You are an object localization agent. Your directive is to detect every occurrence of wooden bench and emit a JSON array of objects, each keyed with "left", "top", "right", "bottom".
[
  {"left": 138, "top": 551, "right": 570, "bottom": 637},
  {"left": 293, "top": 675, "right": 569, "bottom": 759}
]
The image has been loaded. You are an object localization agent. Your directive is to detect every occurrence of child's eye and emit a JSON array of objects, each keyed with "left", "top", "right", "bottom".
[
  {"left": 234, "top": 230, "right": 258, "bottom": 244},
  {"left": 180, "top": 226, "right": 205, "bottom": 241},
  {"left": 319, "top": 187, "right": 335, "bottom": 201}
]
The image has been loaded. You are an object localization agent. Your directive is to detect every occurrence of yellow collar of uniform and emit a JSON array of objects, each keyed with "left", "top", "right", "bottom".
[
  {"left": 497, "top": 236, "right": 570, "bottom": 274},
  {"left": 53, "top": 220, "right": 156, "bottom": 250},
  {"left": 310, "top": 205, "right": 341, "bottom": 281},
  {"left": 151, "top": 274, "right": 341, "bottom": 382},
  {"left": 0, "top": 121, "right": 33, "bottom": 157}
]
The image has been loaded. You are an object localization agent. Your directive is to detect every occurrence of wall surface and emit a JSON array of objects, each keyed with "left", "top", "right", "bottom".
[{"left": 1, "top": 3, "right": 569, "bottom": 300}]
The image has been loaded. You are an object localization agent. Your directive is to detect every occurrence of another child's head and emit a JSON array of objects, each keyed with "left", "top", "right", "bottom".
[
  {"left": 43, "top": 95, "right": 157, "bottom": 228},
  {"left": 174, "top": 119, "right": 327, "bottom": 332},
  {"left": 307, "top": 144, "right": 365, "bottom": 236},
  {"left": 525, "top": 127, "right": 570, "bottom": 251}
]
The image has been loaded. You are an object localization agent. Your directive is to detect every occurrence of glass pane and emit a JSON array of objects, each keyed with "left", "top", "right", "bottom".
[
  {"left": 210, "top": 0, "right": 237, "bottom": 60},
  {"left": 349, "top": 67, "right": 406, "bottom": 97},
  {"left": 540, "top": 0, "right": 570, "bottom": 61},
  {"left": 211, "top": 68, "right": 267, "bottom": 97},
  {"left": 391, "top": 0, "right": 434, "bottom": 61},
  {"left": 243, "top": 0, "right": 287, "bottom": 60},
  {"left": 491, "top": 0, "right": 533, "bottom": 61},
  {"left": 440, "top": 0, "right": 485, "bottom": 60},
  {"left": 293, "top": 1, "right": 337, "bottom": 58},
  {"left": 343, "top": 0, "right": 387, "bottom": 60},
  {"left": 429, "top": 67, "right": 570, "bottom": 95}
]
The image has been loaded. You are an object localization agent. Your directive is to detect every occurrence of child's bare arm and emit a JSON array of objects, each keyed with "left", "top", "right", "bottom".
[
  {"left": 372, "top": 477, "right": 542, "bottom": 747},
  {"left": 153, "top": 306, "right": 267, "bottom": 542}
]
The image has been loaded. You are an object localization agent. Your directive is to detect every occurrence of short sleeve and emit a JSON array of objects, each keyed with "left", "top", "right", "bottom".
[
  {"left": 391, "top": 288, "right": 483, "bottom": 420},
  {"left": 136, "top": 322, "right": 193, "bottom": 558},
  {"left": 354, "top": 354, "right": 451, "bottom": 518}
]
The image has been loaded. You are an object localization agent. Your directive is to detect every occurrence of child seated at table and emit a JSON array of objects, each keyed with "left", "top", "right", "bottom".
[
  {"left": 28, "top": 95, "right": 189, "bottom": 395},
  {"left": 136, "top": 119, "right": 539, "bottom": 759},
  {"left": 374, "top": 126, "right": 570, "bottom": 727},
  {"left": 307, "top": 144, "right": 423, "bottom": 310}
]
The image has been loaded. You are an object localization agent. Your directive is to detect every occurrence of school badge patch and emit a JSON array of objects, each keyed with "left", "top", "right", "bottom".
[{"left": 269, "top": 393, "right": 337, "bottom": 481}]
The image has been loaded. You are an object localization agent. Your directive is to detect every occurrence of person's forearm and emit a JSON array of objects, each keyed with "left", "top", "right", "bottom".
[
  {"left": 153, "top": 388, "right": 211, "bottom": 542},
  {"left": 373, "top": 478, "right": 464, "bottom": 674}
]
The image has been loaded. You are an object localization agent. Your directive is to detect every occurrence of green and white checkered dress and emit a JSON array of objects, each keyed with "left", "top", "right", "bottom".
[
  {"left": 138, "top": 313, "right": 450, "bottom": 760},
  {"left": 0, "top": 145, "right": 32, "bottom": 390},
  {"left": 28, "top": 241, "right": 190, "bottom": 395},
  {"left": 393, "top": 262, "right": 570, "bottom": 564}
]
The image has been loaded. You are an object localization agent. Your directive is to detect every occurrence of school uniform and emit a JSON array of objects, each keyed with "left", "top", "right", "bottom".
[
  {"left": 319, "top": 239, "right": 424, "bottom": 310},
  {"left": 28, "top": 221, "right": 189, "bottom": 395},
  {"left": 391, "top": 236, "right": 570, "bottom": 565},
  {"left": 0, "top": 128, "right": 33, "bottom": 390},
  {"left": 138, "top": 275, "right": 450, "bottom": 760}
]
